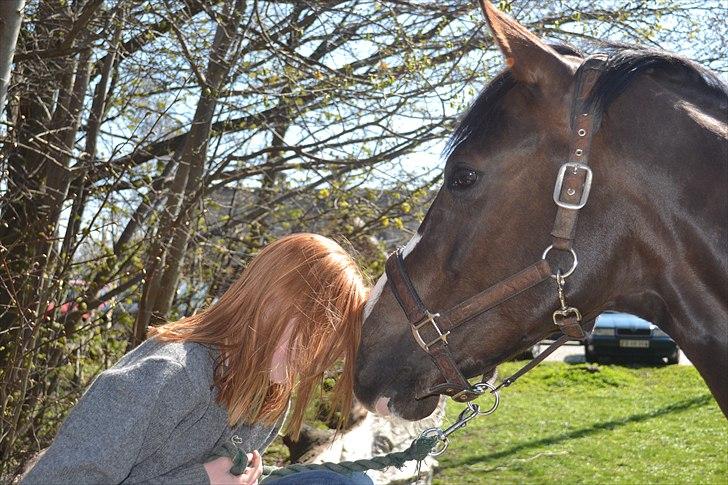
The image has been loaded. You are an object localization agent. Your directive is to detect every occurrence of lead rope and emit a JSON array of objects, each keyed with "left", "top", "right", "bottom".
[{"left": 208, "top": 432, "right": 441, "bottom": 482}]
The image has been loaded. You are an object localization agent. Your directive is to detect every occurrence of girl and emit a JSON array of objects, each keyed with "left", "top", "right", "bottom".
[{"left": 23, "top": 233, "right": 370, "bottom": 484}]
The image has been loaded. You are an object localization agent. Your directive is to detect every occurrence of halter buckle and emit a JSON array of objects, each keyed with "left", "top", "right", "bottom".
[
  {"left": 411, "top": 311, "right": 450, "bottom": 351},
  {"left": 553, "top": 162, "right": 593, "bottom": 210}
]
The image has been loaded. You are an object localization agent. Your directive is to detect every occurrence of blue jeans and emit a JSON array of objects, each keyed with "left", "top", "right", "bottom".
[{"left": 267, "top": 470, "right": 373, "bottom": 484}]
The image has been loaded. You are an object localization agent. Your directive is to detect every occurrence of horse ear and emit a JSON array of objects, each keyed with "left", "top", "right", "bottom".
[{"left": 478, "top": 0, "right": 572, "bottom": 85}]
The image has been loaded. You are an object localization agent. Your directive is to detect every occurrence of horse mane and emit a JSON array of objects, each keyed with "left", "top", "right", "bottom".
[
  {"left": 586, "top": 45, "right": 728, "bottom": 122},
  {"left": 445, "top": 42, "right": 727, "bottom": 156}
]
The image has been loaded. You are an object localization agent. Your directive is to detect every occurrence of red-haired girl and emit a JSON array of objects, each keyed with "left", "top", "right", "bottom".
[{"left": 23, "top": 234, "right": 370, "bottom": 485}]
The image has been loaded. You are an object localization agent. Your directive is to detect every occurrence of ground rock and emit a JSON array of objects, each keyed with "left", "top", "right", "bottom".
[{"left": 309, "top": 400, "right": 446, "bottom": 484}]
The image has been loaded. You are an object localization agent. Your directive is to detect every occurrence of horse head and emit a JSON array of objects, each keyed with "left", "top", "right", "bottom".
[{"left": 354, "top": 0, "right": 728, "bottom": 420}]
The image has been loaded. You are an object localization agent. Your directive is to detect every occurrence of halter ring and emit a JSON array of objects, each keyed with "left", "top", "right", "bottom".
[
  {"left": 470, "top": 382, "right": 500, "bottom": 415},
  {"left": 542, "top": 245, "right": 578, "bottom": 279}
]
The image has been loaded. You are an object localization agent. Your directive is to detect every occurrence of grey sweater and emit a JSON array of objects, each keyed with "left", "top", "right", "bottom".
[{"left": 22, "top": 338, "right": 283, "bottom": 484}]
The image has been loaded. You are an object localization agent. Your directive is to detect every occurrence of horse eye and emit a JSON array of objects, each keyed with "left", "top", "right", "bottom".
[{"left": 448, "top": 167, "right": 478, "bottom": 190}]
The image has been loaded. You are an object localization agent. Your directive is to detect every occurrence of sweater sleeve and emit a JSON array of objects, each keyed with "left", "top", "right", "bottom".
[
  {"left": 145, "top": 463, "right": 210, "bottom": 484},
  {"left": 22, "top": 357, "right": 203, "bottom": 485}
]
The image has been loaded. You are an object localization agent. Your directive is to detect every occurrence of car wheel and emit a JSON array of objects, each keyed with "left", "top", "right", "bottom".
[
  {"left": 667, "top": 349, "right": 680, "bottom": 365},
  {"left": 584, "top": 345, "right": 597, "bottom": 363},
  {"left": 514, "top": 345, "right": 539, "bottom": 360},
  {"left": 530, "top": 343, "right": 541, "bottom": 359}
]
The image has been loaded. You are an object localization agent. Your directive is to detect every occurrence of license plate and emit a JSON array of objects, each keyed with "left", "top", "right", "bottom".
[{"left": 619, "top": 339, "right": 649, "bottom": 348}]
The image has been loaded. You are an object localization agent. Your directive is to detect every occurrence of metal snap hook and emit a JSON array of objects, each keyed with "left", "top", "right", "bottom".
[
  {"left": 419, "top": 427, "right": 449, "bottom": 456},
  {"left": 419, "top": 383, "right": 500, "bottom": 457}
]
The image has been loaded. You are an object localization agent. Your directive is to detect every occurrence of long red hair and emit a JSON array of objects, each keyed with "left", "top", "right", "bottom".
[{"left": 148, "top": 233, "right": 368, "bottom": 438}]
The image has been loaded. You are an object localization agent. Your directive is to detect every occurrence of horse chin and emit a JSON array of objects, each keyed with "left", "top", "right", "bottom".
[
  {"left": 389, "top": 394, "right": 441, "bottom": 421},
  {"left": 481, "top": 366, "right": 498, "bottom": 384}
]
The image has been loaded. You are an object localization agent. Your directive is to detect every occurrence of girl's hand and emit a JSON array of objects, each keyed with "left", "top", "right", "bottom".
[
  {"left": 242, "top": 451, "right": 263, "bottom": 485},
  {"left": 204, "top": 450, "right": 263, "bottom": 485}
]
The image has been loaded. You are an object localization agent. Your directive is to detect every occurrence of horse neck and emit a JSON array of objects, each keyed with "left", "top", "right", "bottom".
[{"left": 579, "top": 73, "right": 727, "bottom": 398}]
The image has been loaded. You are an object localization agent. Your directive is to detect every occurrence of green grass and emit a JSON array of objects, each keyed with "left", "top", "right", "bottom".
[{"left": 434, "top": 362, "right": 727, "bottom": 484}]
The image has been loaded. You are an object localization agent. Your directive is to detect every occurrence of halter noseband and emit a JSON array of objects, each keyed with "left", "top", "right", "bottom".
[{"left": 384, "top": 56, "right": 605, "bottom": 402}]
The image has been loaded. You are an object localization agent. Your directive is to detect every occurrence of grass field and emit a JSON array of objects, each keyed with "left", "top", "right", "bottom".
[{"left": 434, "top": 362, "right": 727, "bottom": 484}]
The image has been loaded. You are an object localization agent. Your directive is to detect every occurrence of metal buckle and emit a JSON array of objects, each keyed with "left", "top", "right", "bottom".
[
  {"left": 411, "top": 311, "right": 449, "bottom": 351},
  {"left": 553, "top": 162, "right": 593, "bottom": 210}
]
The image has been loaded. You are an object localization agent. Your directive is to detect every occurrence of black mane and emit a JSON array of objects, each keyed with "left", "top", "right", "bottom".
[
  {"left": 586, "top": 46, "right": 727, "bottom": 121},
  {"left": 446, "top": 44, "right": 727, "bottom": 156}
]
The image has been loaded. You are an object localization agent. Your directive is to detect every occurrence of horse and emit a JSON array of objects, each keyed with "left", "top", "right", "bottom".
[{"left": 354, "top": 0, "right": 728, "bottom": 422}]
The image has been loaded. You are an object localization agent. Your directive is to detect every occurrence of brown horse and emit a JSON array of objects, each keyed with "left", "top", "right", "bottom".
[{"left": 354, "top": 1, "right": 727, "bottom": 421}]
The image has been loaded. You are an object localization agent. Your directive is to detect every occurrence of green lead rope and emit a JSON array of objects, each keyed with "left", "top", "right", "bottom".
[
  {"left": 208, "top": 434, "right": 440, "bottom": 482},
  {"left": 207, "top": 440, "right": 250, "bottom": 475}
]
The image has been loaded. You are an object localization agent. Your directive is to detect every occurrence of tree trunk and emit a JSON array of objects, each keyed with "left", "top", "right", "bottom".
[
  {"left": 132, "top": 0, "right": 247, "bottom": 341},
  {"left": 0, "top": 0, "right": 25, "bottom": 117}
]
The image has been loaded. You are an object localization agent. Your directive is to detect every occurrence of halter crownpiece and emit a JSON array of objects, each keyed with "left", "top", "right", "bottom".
[{"left": 384, "top": 56, "right": 605, "bottom": 402}]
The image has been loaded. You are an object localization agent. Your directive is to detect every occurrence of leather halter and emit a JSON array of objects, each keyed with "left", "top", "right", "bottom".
[{"left": 384, "top": 57, "right": 604, "bottom": 402}]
